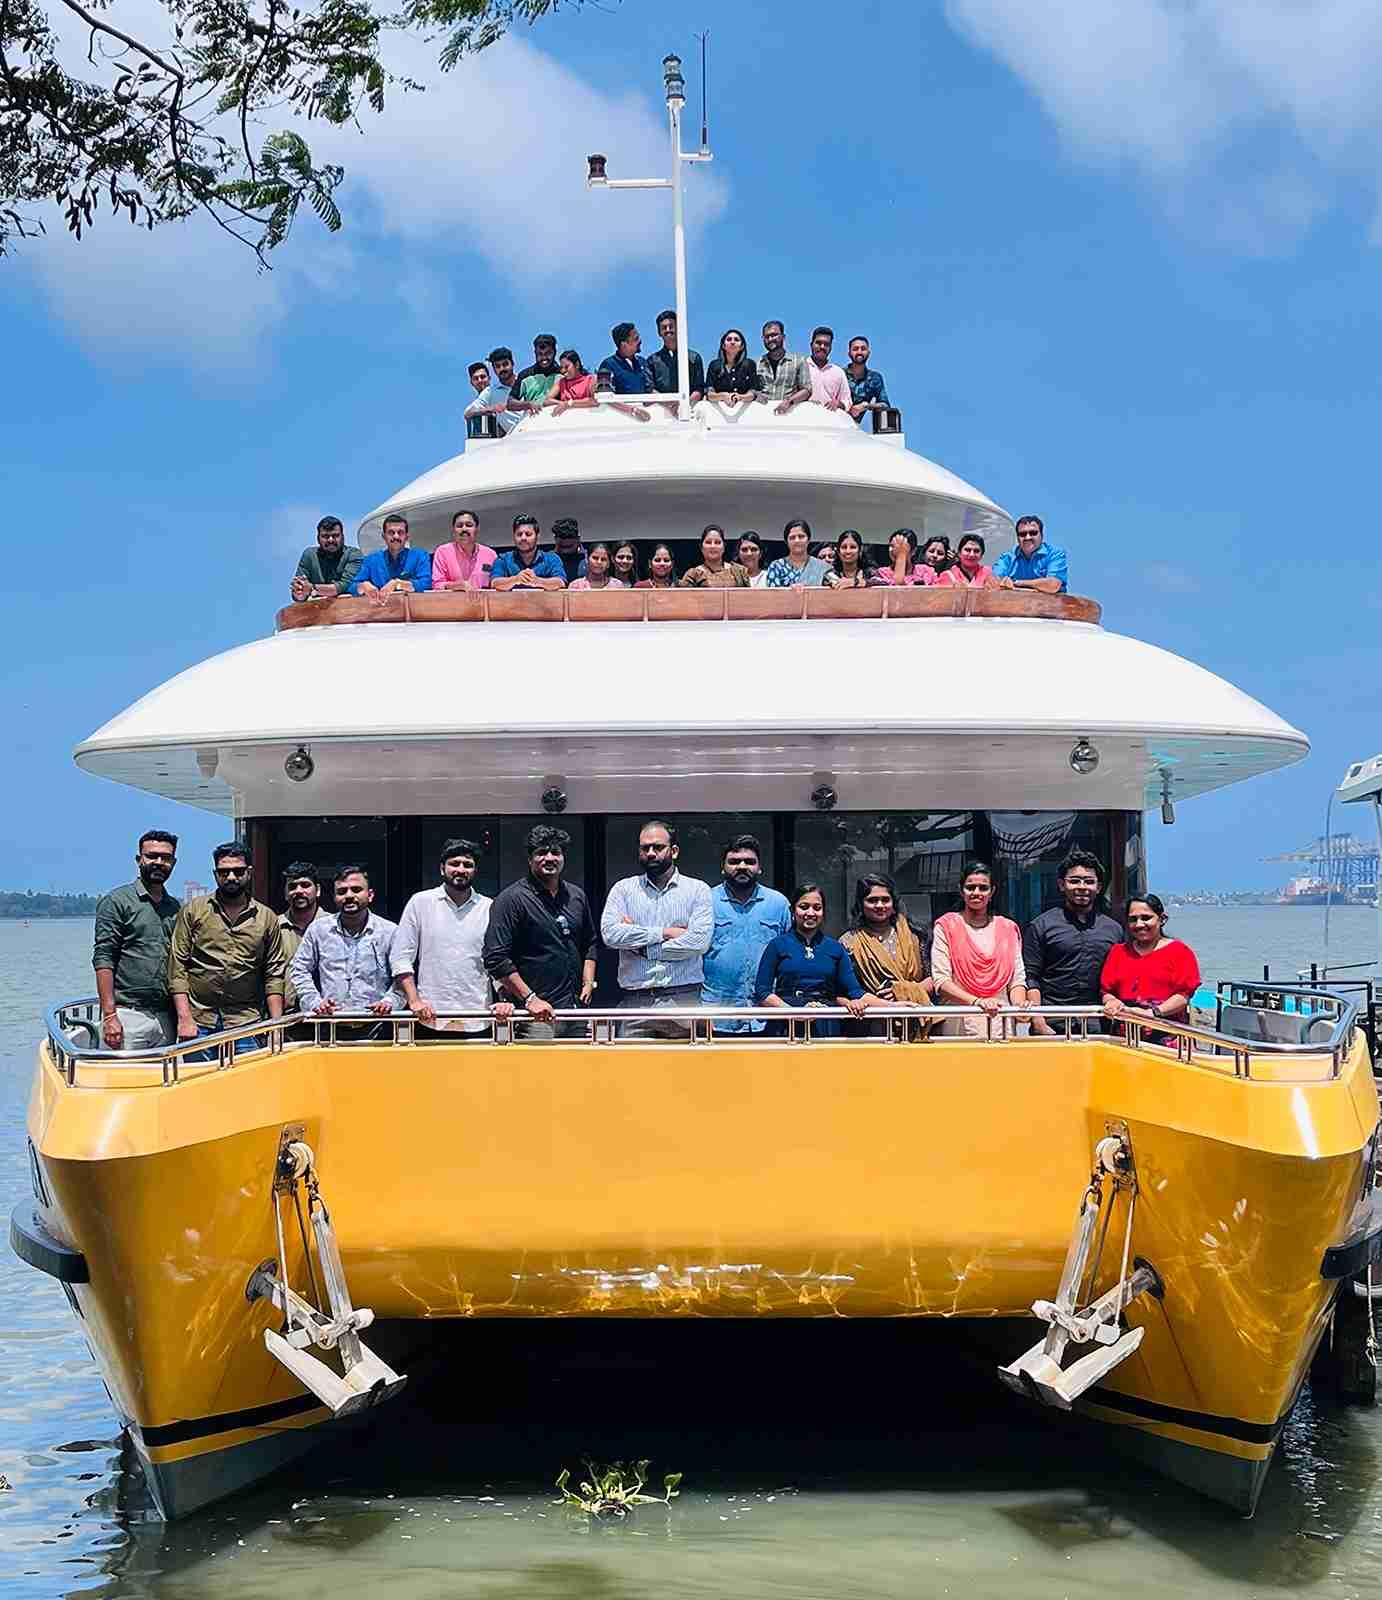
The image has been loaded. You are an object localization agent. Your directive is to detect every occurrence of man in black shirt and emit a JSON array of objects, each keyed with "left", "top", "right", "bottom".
[
  {"left": 1024, "top": 848, "right": 1123, "bottom": 1035},
  {"left": 482, "top": 825, "right": 597, "bottom": 1040},
  {"left": 647, "top": 308, "right": 704, "bottom": 404}
]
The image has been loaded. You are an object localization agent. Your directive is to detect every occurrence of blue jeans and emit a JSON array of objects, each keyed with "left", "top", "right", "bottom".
[{"left": 183, "top": 1016, "right": 266, "bottom": 1062}]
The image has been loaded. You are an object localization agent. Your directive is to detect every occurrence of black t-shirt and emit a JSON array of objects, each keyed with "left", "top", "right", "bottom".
[
  {"left": 1022, "top": 906, "right": 1123, "bottom": 1006},
  {"left": 482, "top": 876, "right": 597, "bottom": 1006},
  {"left": 706, "top": 356, "right": 761, "bottom": 395},
  {"left": 648, "top": 346, "right": 706, "bottom": 395}
]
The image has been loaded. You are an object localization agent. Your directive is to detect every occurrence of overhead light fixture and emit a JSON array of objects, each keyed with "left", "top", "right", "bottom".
[
  {"left": 586, "top": 152, "right": 608, "bottom": 185},
  {"left": 1160, "top": 769, "right": 1176, "bottom": 826},
  {"left": 1069, "top": 738, "right": 1100, "bottom": 776},
  {"left": 284, "top": 745, "right": 314, "bottom": 783},
  {"left": 541, "top": 781, "right": 568, "bottom": 815},
  {"left": 196, "top": 748, "right": 219, "bottom": 779},
  {"left": 811, "top": 783, "right": 838, "bottom": 813}
]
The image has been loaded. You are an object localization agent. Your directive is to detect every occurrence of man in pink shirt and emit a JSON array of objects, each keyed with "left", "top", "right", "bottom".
[
  {"left": 431, "top": 509, "right": 498, "bottom": 591},
  {"left": 806, "top": 326, "right": 851, "bottom": 411}
]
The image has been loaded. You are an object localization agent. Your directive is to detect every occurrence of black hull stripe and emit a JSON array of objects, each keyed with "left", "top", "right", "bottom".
[
  {"left": 1084, "top": 1387, "right": 1287, "bottom": 1446},
  {"left": 133, "top": 1393, "right": 325, "bottom": 1449}
]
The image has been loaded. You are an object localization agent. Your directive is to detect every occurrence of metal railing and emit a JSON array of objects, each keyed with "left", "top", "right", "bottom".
[{"left": 43, "top": 987, "right": 1360, "bottom": 1089}]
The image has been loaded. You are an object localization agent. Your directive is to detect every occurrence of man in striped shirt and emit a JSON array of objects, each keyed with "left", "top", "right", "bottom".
[{"left": 600, "top": 820, "right": 713, "bottom": 1038}]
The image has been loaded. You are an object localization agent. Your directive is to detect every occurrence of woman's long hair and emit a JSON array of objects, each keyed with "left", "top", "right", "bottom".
[
  {"left": 718, "top": 328, "right": 749, "bottom": 367},
  {"left": 850, "top": 871, "right": 911, "bottom": 931}
]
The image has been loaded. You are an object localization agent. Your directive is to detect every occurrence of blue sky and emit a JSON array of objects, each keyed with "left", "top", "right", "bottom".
[{"left": 5, "top": 0, "right": 1381, "bottom": 896}]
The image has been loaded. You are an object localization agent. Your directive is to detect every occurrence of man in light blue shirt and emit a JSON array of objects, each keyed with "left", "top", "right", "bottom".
[
  {"left": 992, "top": 514, "right": 1068, "bottom": 594},
  {"left": 350, "top": 514, "right": 433, "bottom": 596},
  {"left": 600, "top": 820, "right": 713, "bottom": 1038},
  {"left": 289, "top": 865, "right": 403, "bottom": 1034},
  {"left": 701, "top": 834, "right": 791, "bottom": 1033}
]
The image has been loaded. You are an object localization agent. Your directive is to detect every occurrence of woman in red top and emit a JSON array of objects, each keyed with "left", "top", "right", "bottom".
[
  {"left": 635, "top": 544, "right": 678, "bottom": 588},
  {"left": 936, "top": 533, "right": 994, "bottom": 588},
  {"left": 1100, "top": 895, "right": 1200, "bottom": 1045},
  {"left": 547, "top": 349, "right": 598, "bottom": 413}
]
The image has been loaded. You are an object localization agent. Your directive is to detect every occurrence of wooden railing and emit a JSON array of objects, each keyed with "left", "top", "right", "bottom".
[{"left": 277, "top": 586, "right": 1101, "bottom": 630}]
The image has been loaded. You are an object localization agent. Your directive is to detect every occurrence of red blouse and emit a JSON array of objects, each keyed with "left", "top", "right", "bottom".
[{"left": 1100, "top": 940, "right": 1200, "bottom": 1010}]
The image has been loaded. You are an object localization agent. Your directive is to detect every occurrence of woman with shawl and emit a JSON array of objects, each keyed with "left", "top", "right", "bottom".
[
  {"left": 931, "top": 860, "right": 1031, "bottom": 1036},
  {"left": 840, "top": 873, "right": 933, "bottom": 1037}
]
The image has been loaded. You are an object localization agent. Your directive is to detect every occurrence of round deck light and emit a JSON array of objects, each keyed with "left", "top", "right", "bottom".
[
  {"left": 811, "top": 783, "right": 838, "bottom": 812},
  {"left": 284, "top": 745, "right": 314, "bottom": 783},
  {"left": 541, "top": 785, "right": 568, "bottom": 814},
  {"left": 1069, "top": 738, "right": 1099, "bottom": 776}
]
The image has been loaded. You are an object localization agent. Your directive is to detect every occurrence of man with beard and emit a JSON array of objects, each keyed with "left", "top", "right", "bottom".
[
  {"left": 700, "top": 834, "right": 791, "bottom": 1034},
  {"left": 290, "top": 515, "right": 362, "bottom": 602},
  {"left": 291, "top": 864, "right": 404, "bottom": 1037},
  {"left": 1024, "top": 848, "right": 1123, "bottom": 1035},
  {"left": 168, "top": 843, "right": 287, "bottom": 1054},
  {"left": 393, "top": 838, "right": 497, "bottom": 1038},
  {"left": 755, "top": 320, "right": 811, "bottom": 415},
  {"left": 601, "top": 820, "right": 713, "bottom": 1039},
  {"left": 483, "top": 826, "right": 597, "bottom": 1041},
  {"left": 276, "top": 861, "right": 327, "bottom": 1015},
  {"left": 93, "top": 829, "right": 182, "bottom": 1049}
]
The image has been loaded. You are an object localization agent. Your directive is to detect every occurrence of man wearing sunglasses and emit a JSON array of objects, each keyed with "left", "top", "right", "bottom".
[{"left": 168, "top": 843, "right": 287, "bottom": 1056}]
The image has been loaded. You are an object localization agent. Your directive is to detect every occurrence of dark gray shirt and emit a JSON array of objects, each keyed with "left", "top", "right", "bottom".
[
  {"left": 92, "top": 880, "right": 182, "bottom": 1011},
  {"left": 1023, "top": 906, "right": 1123, "bottom": 1007}
]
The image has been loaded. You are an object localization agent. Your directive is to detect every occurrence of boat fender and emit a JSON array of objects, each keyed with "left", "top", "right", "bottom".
[
  {"left": 9, "top": 1202, "right": 89, "bottom": 1284},
  {"left": 1321, "top": 1187, "right": 1382, "bottom": 1280}
]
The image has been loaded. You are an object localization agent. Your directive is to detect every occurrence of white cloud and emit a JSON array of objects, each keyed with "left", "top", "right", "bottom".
[
  {"left": 945, "top": 1, "right": 1382, "bottom": 244},
  {"left": 20, "top": 10, "right": 727, "bottom": 364}
]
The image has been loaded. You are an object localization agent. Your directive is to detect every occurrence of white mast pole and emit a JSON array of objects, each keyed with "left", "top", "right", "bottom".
[{"left": 669, "top": 89, "right": 691, "bottom": 421}]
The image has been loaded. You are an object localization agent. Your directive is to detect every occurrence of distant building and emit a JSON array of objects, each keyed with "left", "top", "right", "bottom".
[{"left": 181, "top": 880, "right": 209, "bottom": 902}]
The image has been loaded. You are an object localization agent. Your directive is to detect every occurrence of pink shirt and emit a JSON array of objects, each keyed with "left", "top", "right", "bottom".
[
  {"left": 937, "top": 564, "right": 994, "bottom": 588},
  {"left": 871, "top": 563, "right": 938, "bottom": 586},
  {"left": 807, "top": 361, "right": 851, "bottom": 408},
  {"left": 432, "top": 541, "right": 498, "bottom": 589},
  {"left": 567, "top": 577, "right": 628, "bottom": 591},
  {"left": 557, "top": 373, "right": 598, "bottom": 402}
]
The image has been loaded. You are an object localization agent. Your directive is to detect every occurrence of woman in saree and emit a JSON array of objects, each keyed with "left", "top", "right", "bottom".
[
  {"left": 931, "top": 860, "right": 1031, "bottom": 1036},
  {"left": 840, "top": 872, "right": 933, "bottom": 1036}
]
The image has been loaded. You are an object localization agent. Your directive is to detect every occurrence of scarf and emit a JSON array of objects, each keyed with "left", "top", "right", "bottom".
[
  {"left": 846, "top": 919, "right": 929, "bottom": 1001},
  {"left": 937, "top": 912, "right": 1020, "bottom": 998}
]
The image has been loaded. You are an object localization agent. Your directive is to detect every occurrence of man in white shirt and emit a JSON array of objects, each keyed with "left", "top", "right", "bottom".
[
  {"left": 463, "top": 347, "right": 519, "bottom": 438},
  {"left": 600, "top": 820, "right": 713, "bottom": 1038},
  {"left": 392, "top": 838, "right": 500, "bottom": 1037}
]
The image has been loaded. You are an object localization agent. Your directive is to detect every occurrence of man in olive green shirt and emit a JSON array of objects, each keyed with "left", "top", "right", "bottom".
[
  {"left": 290, "top": 516, "right": 363, "bottom": 602},
  {"left": 169, "top": 843, "right": 287, "bottom": 1054},
  {"left": 93, "top": 830, "right": 182, "bottom": 1050},
  {"left": 277, "top": 860, "right": 327, "bottom": 1013}
]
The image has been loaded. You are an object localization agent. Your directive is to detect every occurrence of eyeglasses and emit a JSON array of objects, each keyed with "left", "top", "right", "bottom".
[{"left": 215, "top": 866, "right": 249, "bottom": 877}]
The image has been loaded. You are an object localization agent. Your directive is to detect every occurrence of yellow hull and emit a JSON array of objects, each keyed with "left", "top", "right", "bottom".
[{"left": 21, "top": 1033, "right": 1379, "bottom": 1516}]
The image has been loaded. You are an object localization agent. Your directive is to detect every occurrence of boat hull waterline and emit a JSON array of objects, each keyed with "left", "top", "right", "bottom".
[{"left": 21, "top": 1031, "right": 1378, "bottom": 1517}]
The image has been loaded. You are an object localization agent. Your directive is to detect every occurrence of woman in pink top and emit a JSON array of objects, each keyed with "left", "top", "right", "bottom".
[
  {"left": 567, "top": 543, "right": 627, "bottom": 591},
  {"left": 547, "top": 349, "right": 599, "bottom": 414},
  {"left": 931, "top": 860, "right": 1030, "bottom": 1037},
  {"left": 869, "top": 527, "right": 937, "bottom": 586},
  {"left": 936, "top": 533, "right": 994, "bottom": 588},
  {"left": 431, "top": 508, "right": 497, "bottom": 591}
]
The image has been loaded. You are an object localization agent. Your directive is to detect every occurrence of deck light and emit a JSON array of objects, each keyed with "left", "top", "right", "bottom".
[
  {"left": 586, "top": 153, "right": 608, "bottom": 185},
  {"left": 595, "top": 367, "right": 614, "bottom": 395},
  {"left": 541, "top": 784, "right": 568, "bottom": 815},
  {"left": 811, "top": 783, "right": 838, "bottom": 812},
  {"left": 662, "top": 53, "right": 685, "bottom": 104},
  {"left": 196, "top": 748, "right": 219, "bottom": 779},
  {"left": 284, "top": 745, "right": 314, "bottom": 783},
  {"left": 872, "top": 407, "right": 904, "bottom": 436},
  {"left": 1069, "top": 738, "right": 1099, "bottom": 776},
  {"left": 1160, "top": 770, "right": 1176, "bottom": 826}
]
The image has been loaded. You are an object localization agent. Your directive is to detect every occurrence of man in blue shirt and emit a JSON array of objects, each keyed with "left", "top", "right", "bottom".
[
  {"left": 491, "top": 514, "right": 567, "bottom": 590},
  {"left": 598, "top": 321, "right": 654, "bottom": 394},
  {"left": 992, "top": 515, "right": 1069, "bottom": 594},
  {"left": 844, "top": 335, "right": 890, "bottom": 426},
  {"left": 700, "top": 834, "right": 792, "bottom": 1033},
  {"left": 351, "top": 514, "right": 433, "bottom": 597}
]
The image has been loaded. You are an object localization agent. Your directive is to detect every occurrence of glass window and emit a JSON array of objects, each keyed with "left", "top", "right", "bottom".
[
  {"left": 791, "top": 812, "right": 975, "bottom": 936},
  {"left": 415, "top": 817, "right": 585, "bottom": 902},
  {"left": 987, "top": 811, "right": 1116, "bottom": 927},
  {"left": 263, "top": 818, "right": 390, "bottom": 912},
  {"left": 603, "top": 814, "right": 776, "bottom": 893}
]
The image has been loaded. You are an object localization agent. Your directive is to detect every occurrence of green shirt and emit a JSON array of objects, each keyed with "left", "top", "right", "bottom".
[
  {"left": 277, "top": 908, "right": 328, "bottom": 1011},
  {"left": 517, "top": 372, "right": 558, "bottom": 405},
  {"left": 92, "top": 879, "right": 182, "bottom": 1011},
  {"left": 168, "top": 895, "right": 288, "bottom": 1028},
  {"left": 295, "top": 544, "right": 363, "bottom": 592}
]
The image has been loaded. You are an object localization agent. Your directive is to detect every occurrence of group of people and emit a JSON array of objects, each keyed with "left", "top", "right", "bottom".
[
  {"left": 462, "top": 318, "right": 893, "bottom": 435},
  {"left": 290, "top": 513, "right": 1069, "bottom": 602},
  {"left": 92, "top": 831, "right": 1199, "bottom": 1052}
]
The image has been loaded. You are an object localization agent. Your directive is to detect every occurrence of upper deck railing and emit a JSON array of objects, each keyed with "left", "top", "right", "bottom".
[
  {"left": 277, "top": 586, "right": 1102, "bottom": 632},
  {"left": 44, "top": 981, "right": 1359, "bottom": 1088}
]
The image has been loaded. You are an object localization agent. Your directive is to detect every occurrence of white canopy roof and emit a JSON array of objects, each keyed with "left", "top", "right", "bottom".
[
  {"left": 360, "top": 403, "right": 1012, "bottom": 554},
  {"left": 74, "top": 617, "right": 1307, "bottom": 819}
]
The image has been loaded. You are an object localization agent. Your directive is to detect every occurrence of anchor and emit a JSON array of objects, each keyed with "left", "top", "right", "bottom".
[
  {"left": 247, "top": 1130, "right": 406, "bottom": 1417},
  {"left": 998, "top": 1126, "right": 1163, "bottom": 1409}
]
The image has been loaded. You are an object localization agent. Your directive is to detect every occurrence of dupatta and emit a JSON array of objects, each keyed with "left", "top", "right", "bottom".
[
  {"left": 845, "top": 919, "right": 929, "bottom": 1001},
  {"left": 936, "top": 912, "right": 1020, "bottom": 998}
]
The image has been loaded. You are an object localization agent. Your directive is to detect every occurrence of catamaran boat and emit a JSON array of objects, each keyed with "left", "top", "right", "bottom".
[{"left": 13, "top": 56, "right": 1382, "bottom": 1520}]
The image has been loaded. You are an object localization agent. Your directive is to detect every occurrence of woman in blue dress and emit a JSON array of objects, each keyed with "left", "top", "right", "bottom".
[{"left": 753, "top": 883, "right": 880, "bottom": 1036}]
